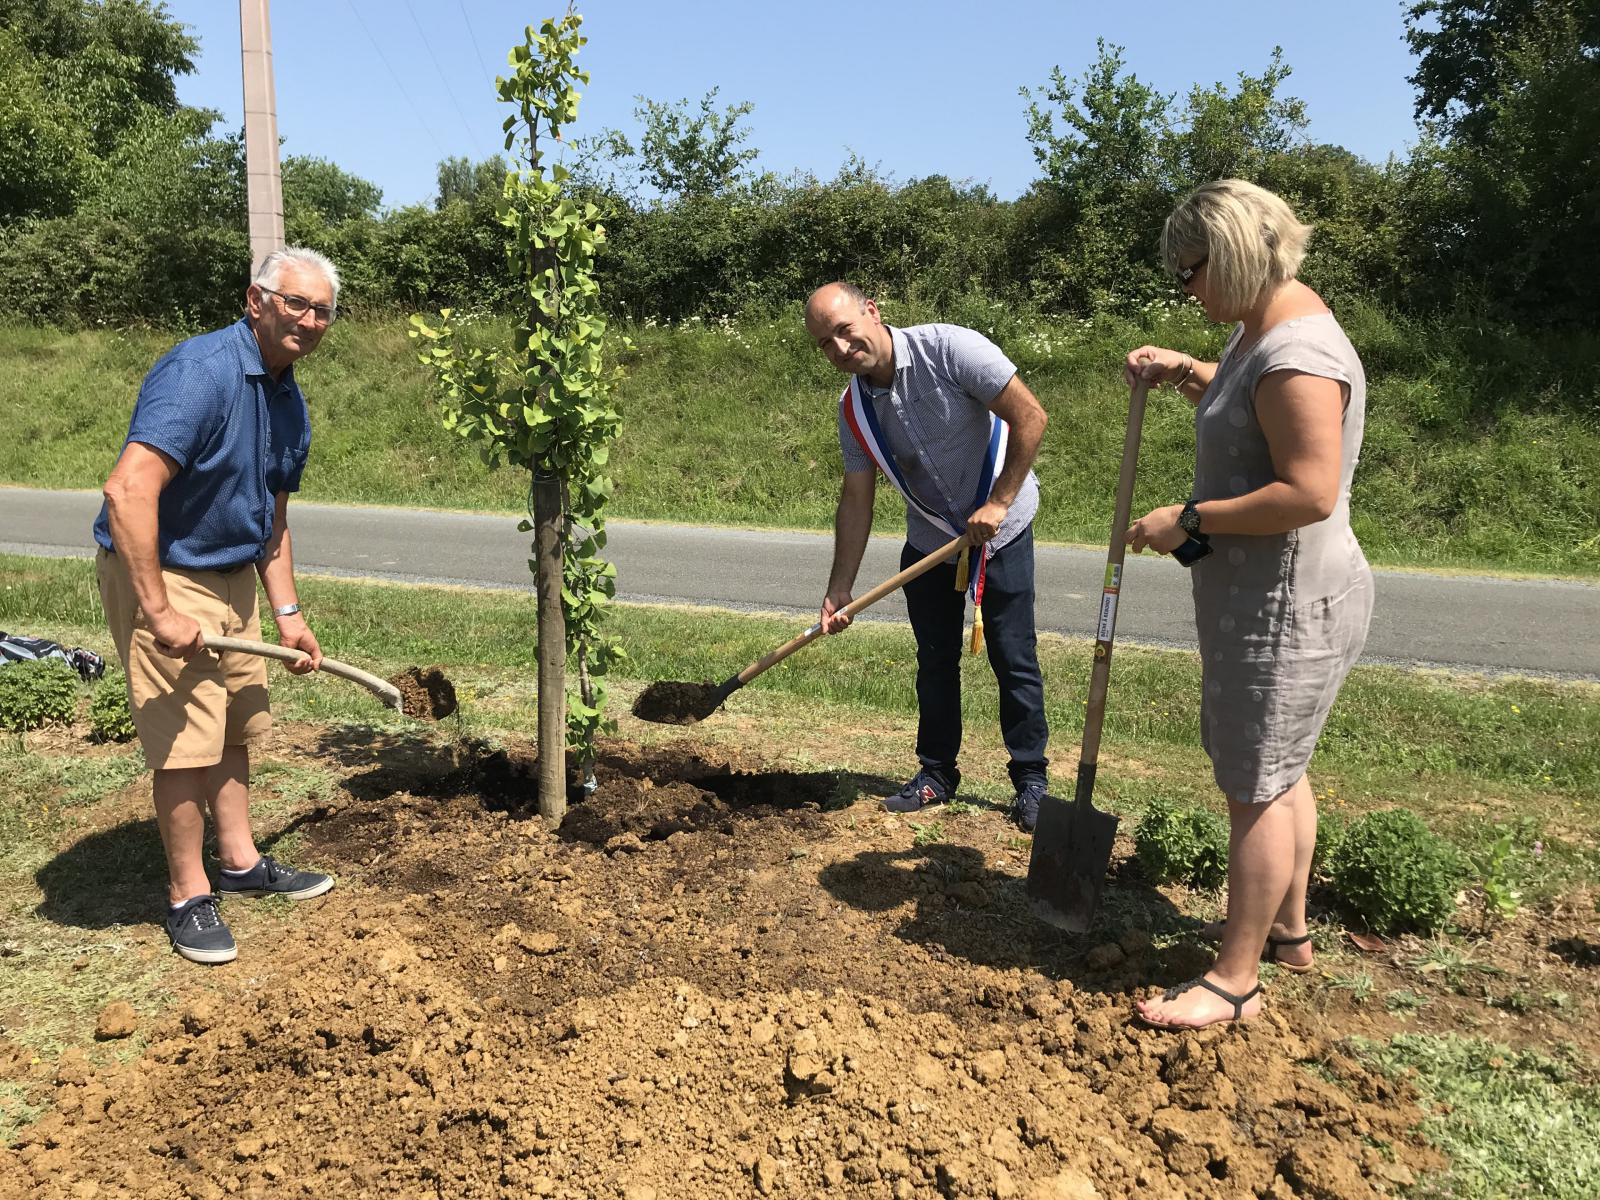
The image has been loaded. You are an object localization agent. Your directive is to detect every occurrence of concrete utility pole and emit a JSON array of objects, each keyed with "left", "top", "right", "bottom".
[{"left": 240, "top": 0, "right": 284, "bottom": 271}]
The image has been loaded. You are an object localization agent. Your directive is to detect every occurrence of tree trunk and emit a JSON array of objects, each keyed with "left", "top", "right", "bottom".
[{"left": 533, "top": 469, "right": 566, "bottom": 827}]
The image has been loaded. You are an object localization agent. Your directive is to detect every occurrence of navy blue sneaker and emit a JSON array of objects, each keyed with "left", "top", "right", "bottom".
[
  {"left": 1011, "top": 781, "right": 1047, "bottom": 833},
  {"left": 166, "top": 895, "right": 237, "bottom": 964},
  {"left": 885, "top": 768, "right": 959, "bottom": 814},
  {"left": 217, "top": 855, "right": 334, "bottom": 901}
]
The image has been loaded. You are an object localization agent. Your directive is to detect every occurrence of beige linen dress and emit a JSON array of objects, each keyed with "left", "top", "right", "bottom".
[{"left": 1191, "top": 313, "right": 1374, "bottom": 805}]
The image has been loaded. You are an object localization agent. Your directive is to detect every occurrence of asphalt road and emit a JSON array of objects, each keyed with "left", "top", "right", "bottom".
[{"left": 5, "top": 486, "right": 1598, "bottom": 679}]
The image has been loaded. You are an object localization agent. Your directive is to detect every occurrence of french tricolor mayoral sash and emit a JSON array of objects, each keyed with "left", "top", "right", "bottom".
[{"left": 839, "top": 375, "right": 1008, "bottom": 650}]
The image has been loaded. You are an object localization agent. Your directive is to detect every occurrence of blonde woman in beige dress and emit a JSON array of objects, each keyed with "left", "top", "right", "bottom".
[{"left": 1122, "top": 180, "right": 1374, "bottom": 1031}]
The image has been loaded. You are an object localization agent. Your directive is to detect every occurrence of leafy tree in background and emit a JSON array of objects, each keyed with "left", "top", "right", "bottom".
[
  {"left": 0, "top": 0, "right": 195, "bottom": 153},
  {"left": 0, "top": 28, "right": 93, "bottom": 220},
  {"left": 1020, "top": 40, "right": 1175, "bottom": 309},
  {"left": 0, "top": 0, "right": 252, "bottom": 324},
  {"left": 0, "top": 0, "right": 197, "bottom": 221},
  {"left": 1018, "top": 41, "right": 1410, "bottom": 314},
  {"left": 601, "top": 88, "right": 761, "bottom": 201},
  {"left": 1173, "top": 49, "right": 1308, "bottom": 186},
  {"left": 1403, "top": 0, "right": 1600, "bottom": 321},
  {"left": 435, "top": 154, "right": 509, "bottom": 209},
  {"left": 283, "top": 155, "right": 383, "bottom": 224}
]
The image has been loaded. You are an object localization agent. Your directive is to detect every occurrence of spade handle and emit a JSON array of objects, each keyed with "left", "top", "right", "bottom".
[
  {"left": 733, "top": 534, "right": 969, "bottom": 687},
  {"left": 202, "top": 635, "right": 402, "bottom": 710},
  {"left": 1080, "top": 379, "right": 1149, "bottom": 776}
]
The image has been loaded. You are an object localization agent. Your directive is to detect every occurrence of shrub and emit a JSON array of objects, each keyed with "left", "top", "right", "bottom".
[
  {"left": 0, "top": 659, "right": 80, "bottom": 731},
  {"left": 88, "top": 676, "right": 136, "bottom": 743},
  {"left": 1134, "top": 796, "right": 1229, "bottom": 889},
  {"left": 1313, "top": 810, "right": 1350, "bottom": 875},
  {"left": 1327, "top": 808, "right": 1465, "bottom": 935}
]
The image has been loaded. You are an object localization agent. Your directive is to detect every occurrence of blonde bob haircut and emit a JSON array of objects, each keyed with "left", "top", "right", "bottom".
[{"left": 1161, "top": 180, "right": 1311, "bottom": 316}]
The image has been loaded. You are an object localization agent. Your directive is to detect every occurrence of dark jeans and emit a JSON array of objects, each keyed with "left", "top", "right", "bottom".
[{"left": 901, "top": 524, "right": 1049, "bottom": 790}]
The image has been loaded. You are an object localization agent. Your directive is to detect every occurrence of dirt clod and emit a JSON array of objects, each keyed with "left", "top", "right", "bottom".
[
  {"left": 388, "top": 665, "right": 458, "bottom": 720},
  {"left": 93, "top": 1001, "right": 136, "bottom": 1041},
  {"left": 631, "top": 679, "right": 725, "bottom": 724}
]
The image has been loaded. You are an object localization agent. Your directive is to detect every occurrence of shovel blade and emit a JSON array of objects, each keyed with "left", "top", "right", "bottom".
[{"left": 1026, "top": 786, "right": 1119, "bottom": 933}]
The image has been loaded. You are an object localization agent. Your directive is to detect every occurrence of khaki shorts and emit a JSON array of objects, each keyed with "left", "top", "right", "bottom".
[{"left": 96, "top": 549, "right": 272, "bottom": 770}]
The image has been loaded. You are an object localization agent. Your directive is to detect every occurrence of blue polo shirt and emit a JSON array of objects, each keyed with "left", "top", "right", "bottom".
[{"left": 93, "top": 318, "right": 311, "bottom": 571}]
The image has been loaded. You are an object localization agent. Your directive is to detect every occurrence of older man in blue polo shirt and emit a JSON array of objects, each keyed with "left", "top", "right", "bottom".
[
  {"left": 806, "top": 282, "right": 1052, "bottom": 831},
  {"left": 94, "top": 247, "right": 339, "bottom": 964}
]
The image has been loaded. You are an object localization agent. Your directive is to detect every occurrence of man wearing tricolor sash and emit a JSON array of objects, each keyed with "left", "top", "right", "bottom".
[{"left": 804, "top": 282, "right": 1052, "bottom": 832}]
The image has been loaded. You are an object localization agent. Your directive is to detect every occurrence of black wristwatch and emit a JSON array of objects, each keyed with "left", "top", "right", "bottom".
[{"left": 1177, "top": 499, "right": 1204, "bottom": 536}]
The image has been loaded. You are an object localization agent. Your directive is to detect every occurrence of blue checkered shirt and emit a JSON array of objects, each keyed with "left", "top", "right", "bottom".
[{"left": 93, "top": 318, "right": 311, "bottom": 570}]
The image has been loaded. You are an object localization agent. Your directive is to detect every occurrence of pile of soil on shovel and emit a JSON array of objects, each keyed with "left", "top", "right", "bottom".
[
  {"left": 4, "top": 729, "right": 1474, "bottom": 1200},
  {"left": 387, "top": 665, "right": 458, "bottom": 721},
  {"left": 633, "top": 679, "right": 723, "bottom": 724}
]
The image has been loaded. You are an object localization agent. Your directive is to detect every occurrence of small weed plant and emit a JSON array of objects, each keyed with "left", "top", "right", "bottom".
[
  {"left": 1134, "top": 796, "right": 1228, "bottom": 889},
  {"left": 1479, "top": 825, "right": 1522, "bottom": 921},
  {"left": 0, "top": 660, "right": 79, "bottom": 731},
  {"left": 1410, "top": 939, "right": 1495, "bottom": 992},
  {"left": 1327, "top": 808, "right": 1465, "bottom": 935},
  {"left": 88, "top": 676, "right": 135, "bottom": 743},
  {"left": 911, "top": 820, "right": 947, "bottom": 847},
  {"left": 1385, "top": 988, "right": 1430, "bottom": 1014},
  {"left": 1330, "top": 971, "right": 1376, "bottom": 1004}
]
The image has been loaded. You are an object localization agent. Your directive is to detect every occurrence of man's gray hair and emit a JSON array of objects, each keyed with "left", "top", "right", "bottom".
[{"left": 254, "top": 247, "right": 341, "bottom": 303}]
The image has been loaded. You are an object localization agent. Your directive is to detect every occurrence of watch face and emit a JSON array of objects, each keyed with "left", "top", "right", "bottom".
[{"left": 1178, "top": 505, "right": 1201, "bottom": 534}]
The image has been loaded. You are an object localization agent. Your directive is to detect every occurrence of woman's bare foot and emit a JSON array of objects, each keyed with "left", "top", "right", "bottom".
[{"left": 1135, "top": 973, "right": 1263, "bottom": 1030}]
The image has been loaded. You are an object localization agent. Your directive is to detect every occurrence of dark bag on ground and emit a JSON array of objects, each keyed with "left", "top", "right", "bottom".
[{"left": 0, "top": 632, "right": 106, "bottom": 681}]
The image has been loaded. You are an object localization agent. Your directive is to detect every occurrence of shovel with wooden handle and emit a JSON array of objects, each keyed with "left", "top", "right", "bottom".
[
  {"left": 632, "top": 533, "right": 969, "bottom": 723},
  {"left": 202, "top": 635, "right": 404, "bottom": 712},
  {"left": 1026, "top": 378, "right": 1150, "bottom": 932}
]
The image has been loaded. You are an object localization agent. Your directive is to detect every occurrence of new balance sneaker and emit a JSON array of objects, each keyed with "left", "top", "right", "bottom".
[
  {"left": 885, "top": 767, "right": 959, "bottom": 814},
  {"left": 166, "top": 895, "right": 237, "bottom": 964},
  {"left": 1011, "top": 781, "right": 1047, "bottom": 834},
  {"left": 217, "top": 855, "right": 334, "bottom": 901}
]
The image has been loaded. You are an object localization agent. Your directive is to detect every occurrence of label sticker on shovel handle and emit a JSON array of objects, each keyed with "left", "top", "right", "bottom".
[{"left": 1096, "top": 593, "right": 1119, "bottom": 642}]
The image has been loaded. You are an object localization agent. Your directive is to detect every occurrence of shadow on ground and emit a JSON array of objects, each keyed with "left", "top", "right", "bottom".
[
  {"left": 817, "top": 838, "right": 1210, "bottom": 997},
  {"left": 34, "top": 811, "right": 325, "bottom": 930}
]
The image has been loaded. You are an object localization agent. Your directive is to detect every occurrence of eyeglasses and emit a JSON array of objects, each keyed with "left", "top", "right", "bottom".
[
  {"left": 258, "top": 286, "right": 336, "bottom": 324},
  {"left": 1176, "top": 255, "right": 1208, "bottom": 287}
]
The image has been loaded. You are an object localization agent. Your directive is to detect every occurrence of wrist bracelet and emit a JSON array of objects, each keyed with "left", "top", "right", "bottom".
[
  {"left": 1170, "top": 355, "right": 1194, "bottom": 390},
  {"left": 272, "top": 603, "right": 301, "bottom": 619}
]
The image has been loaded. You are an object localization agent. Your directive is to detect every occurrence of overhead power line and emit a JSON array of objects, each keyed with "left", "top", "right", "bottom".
[
  {"left": 457, "top": 0, "right": 497, "bottom": 88},
  {"left": 341, "top": 0, "right": 448, "bottom": 162},
  {"left": 402, "top": 0, "right": 481, "bottom": 147}
]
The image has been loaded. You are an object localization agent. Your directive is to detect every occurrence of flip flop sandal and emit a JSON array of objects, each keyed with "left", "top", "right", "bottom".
[
  {"left": 1262, "top": 932, "right": 1315, "bottom": 974},
  {"left": 1197, "top": 922, "right": 1316, "bottom": 973},
  {"left": 1136, "top": 976, "right": 1262, "bottom": 1032}
]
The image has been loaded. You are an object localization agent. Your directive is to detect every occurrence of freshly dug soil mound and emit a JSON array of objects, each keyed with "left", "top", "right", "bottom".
[
  {"left": 1, "top": 735, "right": 1444, "bottom": 1199},
  {"left": 633, "top": 679, "right": 725, "bottom": 724},
  {"left": 388, "top": 665, "right": 458, "bottom": 720}
]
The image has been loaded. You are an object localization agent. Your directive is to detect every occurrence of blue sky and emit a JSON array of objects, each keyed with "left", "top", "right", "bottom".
[{"left": 165, "top": 0, "right": 1424, "bottom": 210}]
